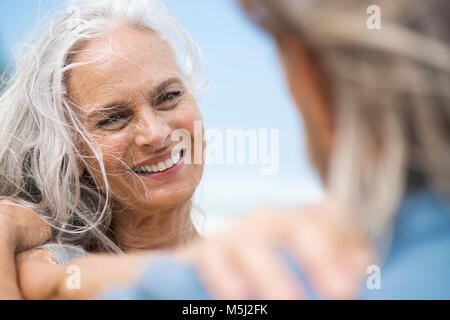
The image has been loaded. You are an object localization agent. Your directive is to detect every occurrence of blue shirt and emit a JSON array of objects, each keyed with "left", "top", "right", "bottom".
[
  {"left": 361, "top": 189, "right": 450, "bottom": 299},
  {"left": 100, "top": 189, "right": 450, "bottom": 299}
]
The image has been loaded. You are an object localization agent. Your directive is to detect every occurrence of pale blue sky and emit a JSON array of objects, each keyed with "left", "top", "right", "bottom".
[{"left": 0, "top": 0, "right": 323, "bottom": 233}]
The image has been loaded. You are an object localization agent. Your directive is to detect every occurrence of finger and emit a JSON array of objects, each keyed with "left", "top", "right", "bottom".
[
  {"left": 282, "top": 215, "right": 355, "bottom": 299},
  {"left": 176, "top": 242, "right": 250, "bottom": 300},
  {"left": 229, "top": 238, "right": 304, "bottom": 300},
  {"left": 305, "top": 210, "right": 376, "bottom": 293},
  {"left": 338, "top": 242, "right": 377, "bottom": 293}
]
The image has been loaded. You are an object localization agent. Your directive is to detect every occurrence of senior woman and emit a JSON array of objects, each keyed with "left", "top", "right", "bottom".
[
  {"left": 0, "top": 0, "right": 209, "bottom": 297},
  {"left": 1, "top": 0, "right": 207, "bottom": 251},
  {"left": 20, "top": 0, "right": 448, "bottom": 300},
  {"left": 0, "top": 0, "right": 207, "bottom": 297},
  {"left": 1, "top": 0, "right": 366, "bottom": 300}
]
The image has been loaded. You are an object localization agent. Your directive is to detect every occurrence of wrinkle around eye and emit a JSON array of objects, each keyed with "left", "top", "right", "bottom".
[
  {"left": 95, "top": 111, "right": 132, "bottom": 130},
  {"left": 155, "top": 90, "right": 184, "bottom": 110}
]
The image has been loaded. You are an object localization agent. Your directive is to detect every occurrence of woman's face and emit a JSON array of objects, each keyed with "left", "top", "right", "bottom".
[{"left": 67, "top": 24, "right": 204, "bottom": 212}]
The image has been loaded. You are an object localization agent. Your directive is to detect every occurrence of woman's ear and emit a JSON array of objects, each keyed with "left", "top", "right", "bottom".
[{"left": 276, "top": 33, "right": 334, "bottom": 180}]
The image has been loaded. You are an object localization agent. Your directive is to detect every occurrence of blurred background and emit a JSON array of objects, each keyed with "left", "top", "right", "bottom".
[{"left": 0, "top": 0, "right": 323, "bottom": 235}]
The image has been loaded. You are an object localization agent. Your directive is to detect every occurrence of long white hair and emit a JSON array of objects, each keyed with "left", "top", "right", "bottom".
[{"left": 0, "top": 0, "right": 205, "bottom": 252}]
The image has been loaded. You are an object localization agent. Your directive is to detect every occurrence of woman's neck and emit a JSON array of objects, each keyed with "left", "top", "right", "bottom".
[{"left": 111, "top": 201, "right": 200, "bottom": 252}]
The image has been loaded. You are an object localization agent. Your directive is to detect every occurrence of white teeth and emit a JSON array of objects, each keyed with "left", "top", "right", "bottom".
[
  {"left": 158, "top": 162, "right": 166, "bottom": 171},
  {"left": 134, "top": 150, "right": 183, "bottom": 174},
  {"left": 165, "top": 159, "right": 173, "bottom": 169},
  {"left": 172, "top": 152, "right": 180, "bottom": 164}
]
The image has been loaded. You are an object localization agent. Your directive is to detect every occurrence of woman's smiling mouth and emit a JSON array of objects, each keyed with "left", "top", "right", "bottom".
[{"left": 131, "top": 149, "right": 185, "bottom": 178}]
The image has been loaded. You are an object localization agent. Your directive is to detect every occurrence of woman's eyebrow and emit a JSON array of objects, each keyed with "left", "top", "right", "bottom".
[
  {"left": 151, "top": 77, "right": 185, "bottom": 99},
  {"left": 87, "top": 77, "right": 184, "bottom": 116},
  {"left": 88, "top": 103, "right": 130, "bottom": 117}
]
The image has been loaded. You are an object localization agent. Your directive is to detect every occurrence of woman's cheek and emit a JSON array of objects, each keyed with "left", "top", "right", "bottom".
[{"left": 96, "top": 132, "right": 130, "bottom": 171}]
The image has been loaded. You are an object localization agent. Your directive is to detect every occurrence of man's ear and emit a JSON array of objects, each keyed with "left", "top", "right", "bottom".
[{"left": 276, "top": 34, "right": 334, "bottom": 180}]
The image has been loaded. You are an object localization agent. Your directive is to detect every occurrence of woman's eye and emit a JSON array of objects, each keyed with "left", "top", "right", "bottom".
[
  {"left": 156, "top": 90, "right": 183, "bottom": 108},
  {"left": 97, "top": 112, "right": 129, "bottom": 128}
]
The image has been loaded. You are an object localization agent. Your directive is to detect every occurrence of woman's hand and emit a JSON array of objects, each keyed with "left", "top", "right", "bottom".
[
  {"left": 174, "top": 202, "right": 376, "bottom": 300},
  {"left": 0, "top": 200, "right": 51, "bottom": 299}
]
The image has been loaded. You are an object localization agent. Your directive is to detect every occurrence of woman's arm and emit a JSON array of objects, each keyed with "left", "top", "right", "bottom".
[
  {"left": 0, "top": 200, "right": 51, "bottom": 299},
  {"left": 174, "top": 204, "right": 375, "bottom": 299},
  {"left": 0, "top": 199, "right": 162, "bottom": 300},
  {"left": 16, "top": 202, "right": 375, "bottom": 300},
  {"left": 16, "top": 250, "right": 151, "bottom": 300}
]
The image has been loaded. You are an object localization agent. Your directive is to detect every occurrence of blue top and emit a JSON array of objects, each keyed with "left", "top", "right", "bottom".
[
  {"left": 99, "top": 189, "right": 450, "bottom": 300},
  {"left": 361, "top": 189, "right": 450, "bottom": 299}
]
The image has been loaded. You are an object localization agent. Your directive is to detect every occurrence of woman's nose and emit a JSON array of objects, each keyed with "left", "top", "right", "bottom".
[{"left": 134, "top": 110, "right": 172, "bottom": 150}]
